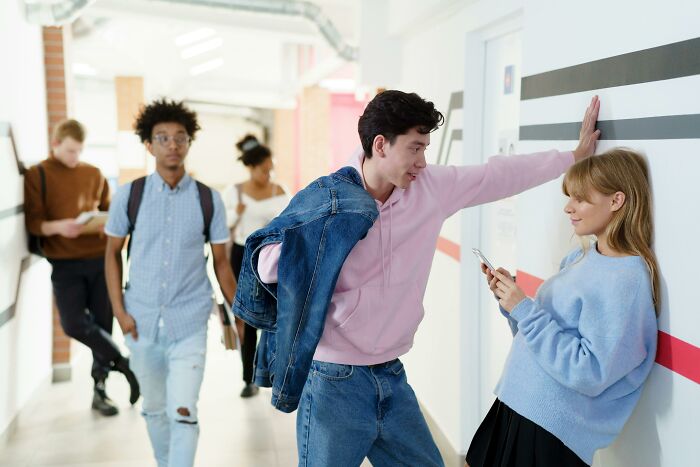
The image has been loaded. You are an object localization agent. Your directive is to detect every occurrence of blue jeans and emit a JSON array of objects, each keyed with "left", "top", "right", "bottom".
[
  {"left": 296, "top": 359, "right": 444, "bottom": 467},
  {"left": 125, "top": 326, "right": 207, "bottom": 467}
]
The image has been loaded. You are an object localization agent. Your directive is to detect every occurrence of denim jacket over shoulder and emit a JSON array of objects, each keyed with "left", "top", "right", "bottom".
[{"left": 232, "top": 166, "right": 378, "bottom": 412}]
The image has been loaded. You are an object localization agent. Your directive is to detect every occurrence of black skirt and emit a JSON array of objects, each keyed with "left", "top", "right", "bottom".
[{"left": 466, "top": 399, "right": 589, "bottom": 467}]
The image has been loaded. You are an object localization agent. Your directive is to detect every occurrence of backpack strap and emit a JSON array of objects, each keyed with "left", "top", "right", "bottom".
[
  {"left": 126, "top": 176, "right": 147, "bottom": 260},
  {"left": 28, "top": 165, "right": 48, "bottom": 256},
  {"left": 196, "top": 181, "right": 213, "bottom": 243},
  {"left": 38, "top": 165, "right": 46, "bottom": 203}
]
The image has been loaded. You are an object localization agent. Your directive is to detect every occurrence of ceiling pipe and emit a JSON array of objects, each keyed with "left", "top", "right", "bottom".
[
  {"left": 159, "top": 0, "right": 359, "bottom": 61},
  {"left": 24, "top": 0, "right": 96, "bottom": 26}
]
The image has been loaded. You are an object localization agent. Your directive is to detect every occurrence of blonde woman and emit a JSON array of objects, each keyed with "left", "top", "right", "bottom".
[
  {"left": 467, "top": 149, "right": 659, "bottom": 467},
  {"left": 226, "top": 134, "right": 289, "bottom": 398}
]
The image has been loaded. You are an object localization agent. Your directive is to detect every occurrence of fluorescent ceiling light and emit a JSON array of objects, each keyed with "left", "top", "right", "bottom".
[
  {"left": 72, "top": 63, "right": 97, "bottom": 76},
  {"left": 319, "top": 78, "right": 356, "bottom": 92},
  {"left": 181, "top": 37, "right": 223, "bottom": 59},
  {"left": 175, "top": 27, "right": 216, "bottom": 47},
  {"left": 190, "top": 58, "right": 224, "bottom": 76}
]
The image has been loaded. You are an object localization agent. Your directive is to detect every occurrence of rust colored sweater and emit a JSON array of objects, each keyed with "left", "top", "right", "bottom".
[{"left": 24, "top": 157, "right": 110, "bottom": 259}]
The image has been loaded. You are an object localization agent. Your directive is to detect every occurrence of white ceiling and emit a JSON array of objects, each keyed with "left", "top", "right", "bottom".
[{"left": 71, "top": 0, "right": 360, "bottom": 109}]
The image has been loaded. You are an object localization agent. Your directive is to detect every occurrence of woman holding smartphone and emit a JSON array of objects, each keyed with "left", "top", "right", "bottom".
[{"left": 467, "top": 148, "right": 659, "bottom": 467}]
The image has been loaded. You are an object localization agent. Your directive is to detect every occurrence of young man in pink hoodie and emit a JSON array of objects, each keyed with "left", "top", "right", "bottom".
[{"left": 258, "top": 90, "right": 601, "bottom": 466}]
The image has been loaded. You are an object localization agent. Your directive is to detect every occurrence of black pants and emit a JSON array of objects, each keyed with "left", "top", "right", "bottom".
[
  {"left": 50, "top": 257, "right": 123, "bottom": 383},
  {"left": 230, "top": 243, "right": 258, "bottom": 384}
]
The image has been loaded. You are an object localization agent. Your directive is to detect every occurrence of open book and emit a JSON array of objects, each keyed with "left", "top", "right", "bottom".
[{"left": 75, "top": 211, "right": 109, "bottom": 234}]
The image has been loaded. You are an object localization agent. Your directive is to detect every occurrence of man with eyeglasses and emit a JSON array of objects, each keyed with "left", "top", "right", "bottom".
[{"left": 104, "top": 99, "right": 240, "bottom": 467}]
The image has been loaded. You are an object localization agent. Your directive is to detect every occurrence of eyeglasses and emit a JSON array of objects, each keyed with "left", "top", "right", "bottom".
[{"left": 152, "top": 134, "right": 191, "bottom": 147}]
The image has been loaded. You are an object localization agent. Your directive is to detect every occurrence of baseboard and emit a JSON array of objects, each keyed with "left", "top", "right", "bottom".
[
  {"left": 52, "top": 362, "right": 72, "bottom": 382},
  {"left": 0, "top": 373, "right": 52, "bottom": 447},
  {"left": 420, "top": 402, "right": 467, "bottom": 467},
  {"left": 0, "top": 414, "right": 19, "bottom": 447}
]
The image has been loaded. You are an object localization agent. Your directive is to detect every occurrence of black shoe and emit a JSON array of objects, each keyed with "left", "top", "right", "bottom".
[
  {"left": 240, "top": 383, "right": 259, "bottom": 398},
  {"left": 92, "top": 387, "right": 119, "bottom": 416},
  {"left": 113, "top": 357, "right": 140, "bottom": 405}
]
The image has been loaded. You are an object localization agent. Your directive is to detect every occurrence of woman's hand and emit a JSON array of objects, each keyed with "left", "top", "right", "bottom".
[
  {"left": 481, "top": 264, "right": 512, "bottom": 296},
  {"left": 492, "top": 270, "right": 527, "bottom": 313},
  {"left": 573, "top": 95, "right": 601, "bottom": 162},
  {"left": 236, "top": 203, "right": 246, "bottom": 216}
]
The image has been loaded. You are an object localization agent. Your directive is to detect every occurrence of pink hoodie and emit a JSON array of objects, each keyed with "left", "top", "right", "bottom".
[{"left": 258, "top": 149, "right": 574, "bottom": 365}]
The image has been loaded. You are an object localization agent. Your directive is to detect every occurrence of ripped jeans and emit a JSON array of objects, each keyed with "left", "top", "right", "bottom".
[{"left": 125, "top": 325, "right": 207, "bottom": 467}]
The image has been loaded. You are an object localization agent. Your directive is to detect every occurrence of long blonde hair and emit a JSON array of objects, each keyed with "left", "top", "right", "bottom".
[{"left": 562, "top": 148, "right": 660, "bottom": 313}]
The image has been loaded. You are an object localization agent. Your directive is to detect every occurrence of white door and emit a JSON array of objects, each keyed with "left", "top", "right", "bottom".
[{"left": 477, "top": 30, "right": 522, "bottom": 416}]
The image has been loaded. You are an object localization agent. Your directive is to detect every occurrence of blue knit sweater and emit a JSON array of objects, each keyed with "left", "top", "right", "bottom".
[{"left": 495, "top": 245, "right": 657, "bottom": 464}]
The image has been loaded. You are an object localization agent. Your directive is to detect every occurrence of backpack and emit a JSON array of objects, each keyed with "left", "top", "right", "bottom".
[
  {"left": 27, "top": 165, "right": 47, "bottom": 256},
  {"left": 125, "top": 176, "right": 214, "bottom": 260}
]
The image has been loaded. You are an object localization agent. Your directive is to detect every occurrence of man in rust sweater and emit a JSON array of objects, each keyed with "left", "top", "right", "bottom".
[{"left": 24, "top": 119, "right": 139, "bottom": 416}]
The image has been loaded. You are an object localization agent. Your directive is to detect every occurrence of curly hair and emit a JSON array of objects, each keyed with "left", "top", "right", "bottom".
[
  {"left": 236, "top": 134, "right": 271, "bottom": 166},
  {"left": 134, "top": 99, "right": 201, "bottom": 143},
  {"left": 358, "top": 90, "right": 444, "bottom": 158}
]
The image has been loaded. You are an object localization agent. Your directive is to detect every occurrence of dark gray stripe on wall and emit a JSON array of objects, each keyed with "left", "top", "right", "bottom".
[
  {"left": 520, "top": 114, "right": 700, "bottom": 141},
  {"left": 0, "top": 205, "right": 23, "bottom": 221},
  {"left": 0, "top": 305, "right": 16, "bottom": 328},
  {"left": 522, "top": 37, "right": 700, "bottom": 100},
  {"left": 437, "top": 91, "right": 463, "bottom": 165},
  {"left": 0, "top": 258, "right": 36, "bottom": 329}
]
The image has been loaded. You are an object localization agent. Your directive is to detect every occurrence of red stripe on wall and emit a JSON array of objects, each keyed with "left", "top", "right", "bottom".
[
  {"left": 656, "top": 332, "right": 700, "bottom": 384},
  {"left": 435, "top": 236, "right": 461, "bottom": 261},
  {"left": 515, "top": 269, "right": 545, "bottom": 297}
]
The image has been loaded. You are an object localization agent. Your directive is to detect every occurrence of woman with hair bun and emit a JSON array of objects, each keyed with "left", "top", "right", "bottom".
[{"left": 225, "top": 134, "right": 289, "bottom": 398}]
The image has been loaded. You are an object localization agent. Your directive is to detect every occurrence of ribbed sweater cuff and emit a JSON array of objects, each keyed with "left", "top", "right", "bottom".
[{"left": 510, "top": 297, "right": 535, "bottom": 322}]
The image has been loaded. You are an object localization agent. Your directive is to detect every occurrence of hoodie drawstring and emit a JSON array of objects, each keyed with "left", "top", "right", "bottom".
[
  {"left": 377, "top": 200, "right": 394, "bottom": 287},
  {"left": 379, "top": 207, "right": 387, "bottom": 287}
]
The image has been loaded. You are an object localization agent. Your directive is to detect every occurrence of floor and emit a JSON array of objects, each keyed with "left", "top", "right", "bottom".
[{"left": 0, "top": 321, "right": 373, "bottom": 466}]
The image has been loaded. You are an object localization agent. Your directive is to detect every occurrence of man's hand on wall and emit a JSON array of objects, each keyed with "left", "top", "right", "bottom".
[{"left": 573, "top": 95, "right": 601, "bottom": 162}]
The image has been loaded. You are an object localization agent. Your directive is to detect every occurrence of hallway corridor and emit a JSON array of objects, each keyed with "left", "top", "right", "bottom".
[{"left": 0, "top": 321, "right": 302, "bottom": 466}]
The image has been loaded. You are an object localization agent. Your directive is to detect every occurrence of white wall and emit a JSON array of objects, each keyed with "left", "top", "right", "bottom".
[
  {"left": 186, "top": 111, "right": 264, "bottom": 193},
  {"left": 517, "top": 1, "right": 700, "bottom": 466},
  {"left": 0, "top": 0, "right": 53, "bottom": 439},
  {"left": 377, "top": 1, "right": 699, "bottom": 465},
  {"left": 74, "top": 77, "right": 120, "bottom": 183}
]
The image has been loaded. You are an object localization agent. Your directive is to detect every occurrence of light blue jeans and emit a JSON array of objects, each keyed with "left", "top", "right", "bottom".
[
  {"left": 125, "top": 326, "right": 207, "bottom": 467},
  {"left": 296, "top": 359, "right": 444, "bottom": 467}
]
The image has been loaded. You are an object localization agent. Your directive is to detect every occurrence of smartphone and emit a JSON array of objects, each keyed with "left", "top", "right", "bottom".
[{"left": 471, "top": 248, "right": 496, "bottom": 272}]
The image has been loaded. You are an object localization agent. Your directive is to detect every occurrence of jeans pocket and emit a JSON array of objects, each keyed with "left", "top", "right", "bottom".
[{"left": 312, "top": 361, "right": 354, "bottom": 381}]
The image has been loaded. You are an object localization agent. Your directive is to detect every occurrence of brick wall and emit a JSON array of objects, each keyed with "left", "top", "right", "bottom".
[{"left": 42, "top": 26, "right": 72, "bottom": 381}]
